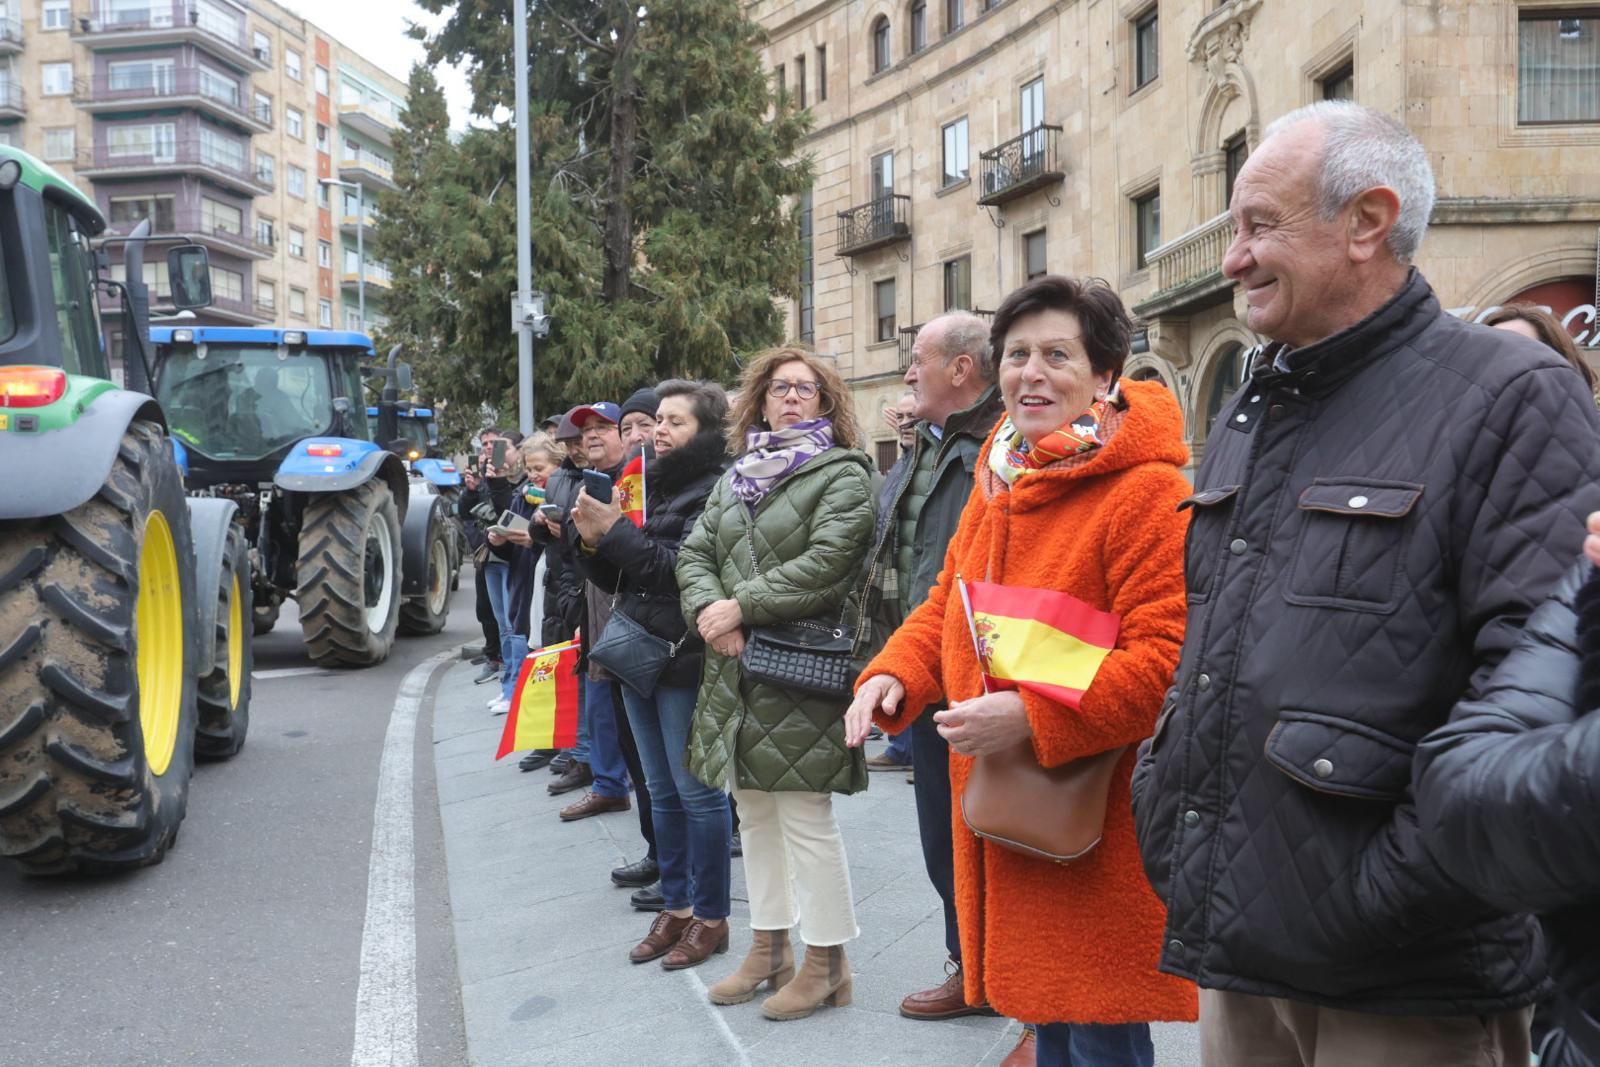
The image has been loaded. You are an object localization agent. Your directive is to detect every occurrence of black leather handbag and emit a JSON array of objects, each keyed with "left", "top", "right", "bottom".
[
  {"left": 589, "top": 602, "right": 682, "bottom": 697},
  {"left": 738, "top": 527, "right": 857, "bottom": 698}
]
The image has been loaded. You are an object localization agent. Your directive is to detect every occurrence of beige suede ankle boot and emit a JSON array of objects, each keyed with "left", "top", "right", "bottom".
[
  {"left": 706, "top": 928, "right": 795, "bottom": 1005},
  {"left": 760, "top": 944, "right": 852, "bottom": 1021}
]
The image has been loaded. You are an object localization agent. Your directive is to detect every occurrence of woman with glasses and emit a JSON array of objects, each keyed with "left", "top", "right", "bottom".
[{"left": 677, "top": 346, "right": 876, "bottom": 1021}]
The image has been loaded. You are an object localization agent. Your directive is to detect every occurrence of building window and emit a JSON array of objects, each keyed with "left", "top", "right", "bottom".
[
  {"left": 287, "top": 164, "right": 306, "bottom": 198},
  {"left": 871, "top": 16, "right": 891, "bottom": 73},
  {"left": 798, "top": 190, "right": 815, "bottom": 343},
  {"left": 285, "top": 48, "right": 302, "bottom": 81},
  {"left": 289, "top": 287, "right": 307, "bottom": 319},
  {"left": 1134, "top": 7, "right": 1159, "bottom": 90},
  {"left": 871, "top": 150, "right": 894, "bottom": 199},
  {"left": 109, "top": 195, "right": 175, "bottom": 231},
  {"left": 211, "top": 266, "right": 243, "bottom": 304},
  {"left": 775, "top": 65, "right": 785, "bottom": 102},
  {"left": 318, "top": 240, "right": 332, "bottom": 268},
  {"left": 946, "top": 0, "right": 964, "bottom": 34},
  {"left": 1519, "top": 14, "right": 1599, "bottom": 124},
  {"left": 1224, "top": 132, "right": 1248, "bottom": 206},
  {"left": 816, "top": 45, "right": 827, "bottom": 101},
  {"left": 41, "top": 63, "right": 72, "bottom": 96},
  {"left": 943, "top": 256, "right": 971, "bottom": 311},
  {"left": 1321, "top": 61, "right": 1354, "bottom": 101},
  {"left": 258, "top": 278, "right": 276, "bottom": 310},
  {"left": 874, "top": 278, "right": 896, "bottom": 342},
  {"left": 108, "top": 58, "right": 175, "bottom": 93},
  {"left": 288, "top": 227, "right": 305, "bottom": 258},
  {"left": 0, "top": 131, "right": 16, "bottom": 148},
  {"left": 796, "top": 56, "right": 806, "bottom": 109},
  {"left": 314, "top": 66, "right": 330, "bottom": 96},
  {"left": 252, "top": 30, "right": 271, "bottom": 61},
  {"left": 107, "top": 123, "right": 176, "bottom": 160},
  {"left": 316, "top": 123, "right": 330, "bottom": 153},
  {"left": 201, "top": 196, "right": 242, "bottom": 236},
  {"left": 254, "top": 90, "right": 272, "bottom": 122},
  {"left": 1024, "top": 229, "right": 1047, "bottom": 279},
  {"left": 875, "top": 439, "right": 898, "bottom": 473},
  {"left": 255, "top": 150, "right": 275, "bottom": 185},
  {"left": 1204, "top": 344, "right": 1245, "bottom": 435},
  {"left": 910, "top": 0, "right": 927, "bottom": 52},
  {"left": 1134, "top": 188, "right": 1161, "bottom": 269},
  {"left": 255, "top": 217, "right": 275, "bottom": 247},
  {"left": 345, "top": 310, "right": 362, "bottom": 331},
  {"left": 42, "top": 127, "right": 74, "bottom": 162},
  {"left": 42, "top": 0, "right": 70, "bottom": 30},
  {"left": 286, "top": 107, "right": 304, "bottom": 140},
  {"left": 941, "top": 117, "right": 969, "bottom": 187},
  {"left": 111, "top": 261, "right": 171, "bottom": 299},
  {"left": 318, "top": 299, "right": 333, "bottom": 327}
]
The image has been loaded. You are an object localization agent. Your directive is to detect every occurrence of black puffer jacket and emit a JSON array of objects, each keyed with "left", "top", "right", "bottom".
[
  {"left": 1416, "top": 561, "right": 1600, "bottom": 1064},
  {"left": 1130, "top": 270, "right": 1600, "bottom": 1013},
  {"left": 572, "top": 432, "right": 728, "bottom": 689}
]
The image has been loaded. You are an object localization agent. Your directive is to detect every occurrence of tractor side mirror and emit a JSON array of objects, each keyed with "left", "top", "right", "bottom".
[
  {"left": 393, "top": 362, "right": 413, "bottom": 392},
  {"left": 427, "top": 422, "right": 440, "bottom": 448},
  {"left": 167, "top": 244, "right": 213, "bottom": 310}
]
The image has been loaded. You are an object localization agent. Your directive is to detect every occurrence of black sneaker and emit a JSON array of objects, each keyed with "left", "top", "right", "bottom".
[
  {"left": 729, "top": 831, "right": 742, "bottom": 858},
  {"left": 518, "top": 750, "right": 554, "bottom": 773},
  {"left": 549, "top": 752, "right": 573, "bottom": 774},
  {"left": 469, "top": 654, "right": 488, "bottom": 666},
  {"left": 473, "top": 661, "right": 502, "bottom": 684},
  {"left": 630, "top": 882, "right": 665, "bottom": 912},
  {"left": 611, "top": 856, "right": 660, "bottom": 888}
]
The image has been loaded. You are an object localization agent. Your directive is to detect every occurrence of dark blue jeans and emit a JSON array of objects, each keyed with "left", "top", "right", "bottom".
[
  {"left": 911, "top": 710, "right": 960, "bottom": 961},
  {"left": 621, "top": 684, "right": 731, "bottom": 918},
  {"left": 1033, "top": 1021, "right": 1153, "bottom": 1067},
  {"left": 583, "top": 675, "right": 629, "bottom": 799}
]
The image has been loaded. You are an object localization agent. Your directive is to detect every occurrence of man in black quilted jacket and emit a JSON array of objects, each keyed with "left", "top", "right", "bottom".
[{"left": 1130, "top": 99, "right": 1600, "bottom": 1063}]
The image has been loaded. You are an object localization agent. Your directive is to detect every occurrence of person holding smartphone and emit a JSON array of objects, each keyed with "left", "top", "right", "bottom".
[
  {"left": 489, "top": 434, "right": 568, "bottom": 727},
  {"left": 472, "top": 430, "right": 525, "bottom": 713},
  {"left": 458, "top": 429, "right": 515, "bottom": 684}
]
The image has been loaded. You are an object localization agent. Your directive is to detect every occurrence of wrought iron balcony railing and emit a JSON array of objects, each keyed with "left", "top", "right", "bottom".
[
  {"left": 836, "top": 194, "right": 911, "bottom": 257},
  {"left": 80, "top": 70, "right": 272, "bottom": 129},
  {"left": 977, "top": 125, "right": 1064, "bottom": 207},
  {"left": 897, "top": 308, "right": 995, "bottom": 372}
]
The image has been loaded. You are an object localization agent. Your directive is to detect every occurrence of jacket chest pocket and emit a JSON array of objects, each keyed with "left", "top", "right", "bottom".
[
  {"left": 1284, "top": 479, "right": 1423, "bottom": 614},
  {"left": 1177, "top": 485, "right": 1241, "bottom": 605}
]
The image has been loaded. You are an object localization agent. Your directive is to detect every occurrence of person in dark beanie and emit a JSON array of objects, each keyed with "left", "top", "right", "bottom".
[{"left": 619, "top": 387, "right": 659, "bottom": 455}]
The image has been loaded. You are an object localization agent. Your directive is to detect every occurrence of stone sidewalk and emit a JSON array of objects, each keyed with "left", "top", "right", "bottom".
[{"left": 430, "top": 657, "right": 1202, "bottom": 1067}]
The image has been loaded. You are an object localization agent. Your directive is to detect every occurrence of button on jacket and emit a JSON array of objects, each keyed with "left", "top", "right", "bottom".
[{"left": 1130, "top": 270, "right": 1600, "bottom": 1013}]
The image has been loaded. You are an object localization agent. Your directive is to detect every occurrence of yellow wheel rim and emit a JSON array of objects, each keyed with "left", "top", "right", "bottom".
[
  {"left": 136, "top": 511, "right": 183, "bottom": 777},
  {"left": 226, "top": 573, "right": 243, "bottom": 710}
]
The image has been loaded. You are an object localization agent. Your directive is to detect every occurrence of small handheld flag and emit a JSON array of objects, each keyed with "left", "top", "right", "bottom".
[
  {"left": 616, "top": 453, "right": 646, "bottom": 527},
  {"left": 495, "top": 640, "right": 581, "bottom": 759},
  {"left": 958, "top": 578, "right": 1120, "bottom": 710}
]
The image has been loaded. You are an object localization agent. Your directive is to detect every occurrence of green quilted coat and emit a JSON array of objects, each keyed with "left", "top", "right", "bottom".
[{"left": 676, "top": 447, "right": 876, "bottom": 795}]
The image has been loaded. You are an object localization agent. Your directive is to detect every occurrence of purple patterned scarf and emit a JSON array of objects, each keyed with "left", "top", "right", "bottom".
[{"left": 730, "top": 418, "right": 835, "bottom": 509}]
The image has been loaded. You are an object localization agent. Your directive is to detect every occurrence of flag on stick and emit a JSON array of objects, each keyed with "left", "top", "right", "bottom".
[
  {"left": 495, "top": 640, "right": 581, "bottom": 759},
  {"left": 956, "top": 577, "right": 1120, "bottom": 710},
  {"left": 616, "top": 452, "right": 646, "bottom": 527}
]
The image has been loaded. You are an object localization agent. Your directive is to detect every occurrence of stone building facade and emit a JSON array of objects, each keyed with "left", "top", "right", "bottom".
[{"left": 754, "top": 0, "right": 1600, "bottom": 472}]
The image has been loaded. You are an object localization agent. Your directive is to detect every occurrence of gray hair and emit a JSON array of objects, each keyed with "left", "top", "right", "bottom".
[
  {"left": 1263, "top": 101, "right": 1435, "bottom": 263},
  {"left": 924, "top": 312, "right": 996, "bottom": 382}
]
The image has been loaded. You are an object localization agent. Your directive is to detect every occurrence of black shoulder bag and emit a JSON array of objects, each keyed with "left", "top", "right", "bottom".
[{"left": 737, "top": 525, "right": 858, "bottom": 698}]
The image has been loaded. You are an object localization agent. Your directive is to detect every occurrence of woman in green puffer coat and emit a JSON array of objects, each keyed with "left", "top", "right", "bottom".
[{"left": 676, "top": 345, "right": 875, "bottom": 1022}]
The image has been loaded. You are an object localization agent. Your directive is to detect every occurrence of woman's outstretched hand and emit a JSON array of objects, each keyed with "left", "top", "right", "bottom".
[{"left": 845, "top": 675, "right": 906, "bottom": 747}]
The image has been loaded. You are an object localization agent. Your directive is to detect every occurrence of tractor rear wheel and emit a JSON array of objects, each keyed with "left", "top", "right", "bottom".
[
  {"left": 296, "top": 481, "right": 401, "bottom": 668},
  {"left": 0, "top": 420, "right": 199, "bottom": 874},
  {"left": 398, "top": 517, "right": 451, "bottom": 636},
  {"left": 195, "top": 525, "right": 251, "bottom": 761}
]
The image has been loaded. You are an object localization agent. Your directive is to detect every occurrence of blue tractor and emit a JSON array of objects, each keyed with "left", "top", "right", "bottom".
[
  {"left": 368, "top": 402, "right": 466, "bottom": 628},
  {"left": 150, "top": 328, "right": 457, "bottom": 665}
]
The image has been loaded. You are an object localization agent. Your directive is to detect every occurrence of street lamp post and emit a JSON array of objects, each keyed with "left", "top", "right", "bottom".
[{"left": 320, "top": 176, "right": 364, "bottom": 329}]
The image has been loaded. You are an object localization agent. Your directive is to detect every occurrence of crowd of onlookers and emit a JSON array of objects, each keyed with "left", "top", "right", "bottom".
[{"left": 451, "top": 99, "right": 1600, "bottom": 1067}]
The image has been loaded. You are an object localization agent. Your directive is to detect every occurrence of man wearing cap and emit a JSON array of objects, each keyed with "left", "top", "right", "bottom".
[{"left": 619, "top": 388, "right": 658, "bottom": 455}]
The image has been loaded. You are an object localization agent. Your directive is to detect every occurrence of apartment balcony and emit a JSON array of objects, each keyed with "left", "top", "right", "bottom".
[
  {"left": 0, "top": 17, "right": 22, "bottom": 54},
  {"left": 206, "top": 291, "right": 273, "bottom": 324},
  {"left": 78, "top": 71, "right": 272, "bottom": 134},
  {"left": 338, "top": 98, "right": 400, "bottom": 147},
  {"left": 337, "top": 147, "right": 396, "bottom": 191},
  {"left": 102, "top": 210, "right": 273, "bottom": 261},
  {"left": 338, "top": 208, "right": 378, "bottom": 238},
  {"left": 73, "top": 3, "right": 268, "bottom": 73},
  {"left": 836, "top": 194, "right": 911, "bottom": 257},
  {"left": 0, "top": 83, "right": 25, "bottom": 122},
  {"left": 977, "top": 125, "right": 1065, "bottom": 207},
  {"left": 341, "top": 263, "right": 393, "bottom": 293},
  {"left": 78, "top": 140, "right": 272, "bottom": 198},
  {"left": 1130, "top": 212, "right": 1237, "bottom": 319}
]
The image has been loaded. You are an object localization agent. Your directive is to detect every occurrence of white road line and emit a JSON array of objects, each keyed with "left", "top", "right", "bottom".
[
  {"left": 682, "top": 968, "right": 753, "bottom": 1067},
  {"left": 350, "top": 650, "right": 454, "bottom": 1067},
  {"left": 252, "top": 666, "right": 335, "bottom": 680}
]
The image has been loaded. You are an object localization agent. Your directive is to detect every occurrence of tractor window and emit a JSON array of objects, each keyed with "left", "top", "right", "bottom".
[
  {"left": 334, "top": 352, "right": 372, "bottom": 441},
  {"left": 157, "top": 344, "right": 343, "bottom": 461},
  {"left": 43, "top": 201, "right": 107, "bottom": 379},
  {"left": 0, "top": 238, "right": 15, "bottom": 346},
  {"left": 396, "top": 418, "right": 429, "bottom": 458}
]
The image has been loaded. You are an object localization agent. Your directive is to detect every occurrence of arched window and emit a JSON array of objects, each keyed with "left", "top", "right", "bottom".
[
  {"left": 910, "top": 0, "right": 927, "bottom": 53},
  {"left": 1128, "top": 366, "right": 1167, "bottom": 387},
  {"left": 1204, "top": 343, "right": 1245, "bottom": 435},
  {"left": 872, "top": 16, "right": 892, "bottom": 73}
]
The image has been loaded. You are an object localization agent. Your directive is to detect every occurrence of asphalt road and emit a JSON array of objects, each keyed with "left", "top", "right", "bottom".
[{"left": 0, "top": 578, "right": 482, "bottom": 1067}]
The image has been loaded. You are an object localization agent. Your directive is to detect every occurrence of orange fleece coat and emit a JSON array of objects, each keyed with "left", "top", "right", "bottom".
[{"left": 861, "top": 379, "right": 1198, "bottom": 1025}]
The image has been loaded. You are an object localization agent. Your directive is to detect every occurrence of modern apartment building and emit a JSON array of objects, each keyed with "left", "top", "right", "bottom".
[
  {"left": 755, "top": 0, "right": 1600, "bottom": 473},
  {"left": 0, "top": 0, "right": 405, "bottom": 359}
]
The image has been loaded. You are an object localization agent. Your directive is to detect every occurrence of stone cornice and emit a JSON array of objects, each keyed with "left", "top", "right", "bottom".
[{"left": 1431, "top": 197, "right": 1600, "bottom": 225}]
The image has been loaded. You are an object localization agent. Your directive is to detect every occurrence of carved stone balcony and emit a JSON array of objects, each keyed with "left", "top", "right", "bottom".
[
  {"left": 836, "top": 194, "right": 911, "bottom": 257},
  {"left": 1131, "top": 212, "right": 1236, "bottom": 319},
  {"left": 977, "top": 125, "right": 1064, "bottom": 207}
]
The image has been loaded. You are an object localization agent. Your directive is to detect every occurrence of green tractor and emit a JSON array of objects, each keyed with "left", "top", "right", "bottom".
[{"left": 0, "top": 147, "right": 250, "bottom": 874}]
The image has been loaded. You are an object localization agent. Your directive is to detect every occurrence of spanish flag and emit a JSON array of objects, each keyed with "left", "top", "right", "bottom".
[
  {"left": 494, "top": 640, "right": 581, "bottom": 759},
  {"left": 616, "top": 453, "right": 646, "bottom": 527},
  {"left": 957, "top": 578, "right": 1120, "bottom": 709}
]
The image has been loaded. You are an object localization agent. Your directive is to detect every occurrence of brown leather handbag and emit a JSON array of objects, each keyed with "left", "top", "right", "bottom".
[{"left": 960, "top": 741, "right": 1127, "bottom": 863}]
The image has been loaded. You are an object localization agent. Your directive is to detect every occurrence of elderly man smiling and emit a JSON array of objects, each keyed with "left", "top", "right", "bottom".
[{"left": 1131, "top": 101, "right": 1600, "bottom": 1064}]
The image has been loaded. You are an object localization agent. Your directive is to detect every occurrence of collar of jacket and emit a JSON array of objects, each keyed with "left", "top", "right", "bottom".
[
  {"left": 649, "top": 431, "right": 729, "bottom": 496},
  {"left": 933, "top": 385, "right": 1006, "bottom": 462},
  {"left": 743, "top": 446, "right": 867, "bottom": 515},
  {"left": 1249, "top": 268, "right": 1440, "bottom": 399}
]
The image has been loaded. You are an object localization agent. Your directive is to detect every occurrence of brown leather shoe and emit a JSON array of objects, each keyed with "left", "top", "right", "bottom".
[
  {"left": 866, "top": 753, "right": 910, "bottom": 772},
  {"left": 999, "top": 1028, "right": 1036, "bottom": 1067},
  {"left": 661, "top": 919, "right": 730, "bottom": 971},
  {"left": 547, "top": 761, "right": 592, "bottom": 796},
  {"left": 898, "top": 960, "right": 996, "bottom": 1020},
  {"left": 629, "top": 912, "right": 692, "bottom": 964},
  {"left": 558, "top": 791, "right": 630, "bottom": 821}
]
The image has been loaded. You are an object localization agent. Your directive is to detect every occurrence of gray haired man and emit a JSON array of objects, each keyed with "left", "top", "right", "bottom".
[{"left": 1131, "top": 101, "right": 1600, "bottom": 1063}]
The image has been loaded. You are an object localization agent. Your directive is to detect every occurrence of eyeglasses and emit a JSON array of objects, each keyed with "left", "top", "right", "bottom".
[{"left": 766, "top": 379, "right": 820, "bottom": 400}]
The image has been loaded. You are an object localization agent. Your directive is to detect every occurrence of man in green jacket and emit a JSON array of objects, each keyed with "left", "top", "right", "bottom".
[{"left": 858, "top": 312, "right": 1005, "bottom": 1021}]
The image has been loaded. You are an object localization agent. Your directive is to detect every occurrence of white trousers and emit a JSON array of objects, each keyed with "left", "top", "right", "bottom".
[{"left": 732, "top": 787, "right": 859, "bottom": 947}]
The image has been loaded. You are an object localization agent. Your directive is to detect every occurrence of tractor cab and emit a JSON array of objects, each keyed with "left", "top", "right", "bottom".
[{"left": 366, "top": 403, "right": 461, "bottom": 489}]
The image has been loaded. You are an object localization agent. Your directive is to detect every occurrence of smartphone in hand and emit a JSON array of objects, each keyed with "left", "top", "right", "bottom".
[
  {"left": 537, "top": 503, "right": 565, "bottom": 523},
  {"left": 489, "top": 439, "right": 510, "bottom": 469},
  {"left": 580, "top": 468, "right": 614, "bottom": 504}
]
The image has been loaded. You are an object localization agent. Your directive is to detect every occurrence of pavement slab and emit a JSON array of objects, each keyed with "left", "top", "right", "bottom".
[{"left": 432, "top": 658, "right": 1201, "bottom": 1067}]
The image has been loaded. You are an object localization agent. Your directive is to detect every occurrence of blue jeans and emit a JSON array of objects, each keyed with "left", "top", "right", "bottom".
[
  {"left": 884, "top": 728, "right": 913, "bottom": 765},
  {"left": 501, "top": 634, "right": 529, "bottom": 703},
  {"left": 571, "top": 676, "right": 591, "bottom": 763},
  {"left": 911, "top": 709, "right": 959, "bottom": 960},
  {"left": 621, "top": 684, "right": 731, "bottom": 918},
  {"left": 482, "top": 561, "right": 514, "bottom": 676},
  {"left": 1033, "top": 1022, "right": 1153, "bottom": 1067},
  {"left": 584, "top": 675, "right": 629, "bottom": 799}
]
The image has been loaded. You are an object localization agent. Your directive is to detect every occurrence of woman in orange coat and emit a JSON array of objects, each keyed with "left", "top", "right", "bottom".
[{"left": 846, "top": 276, "right": 1197, "bottom": 1066}]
